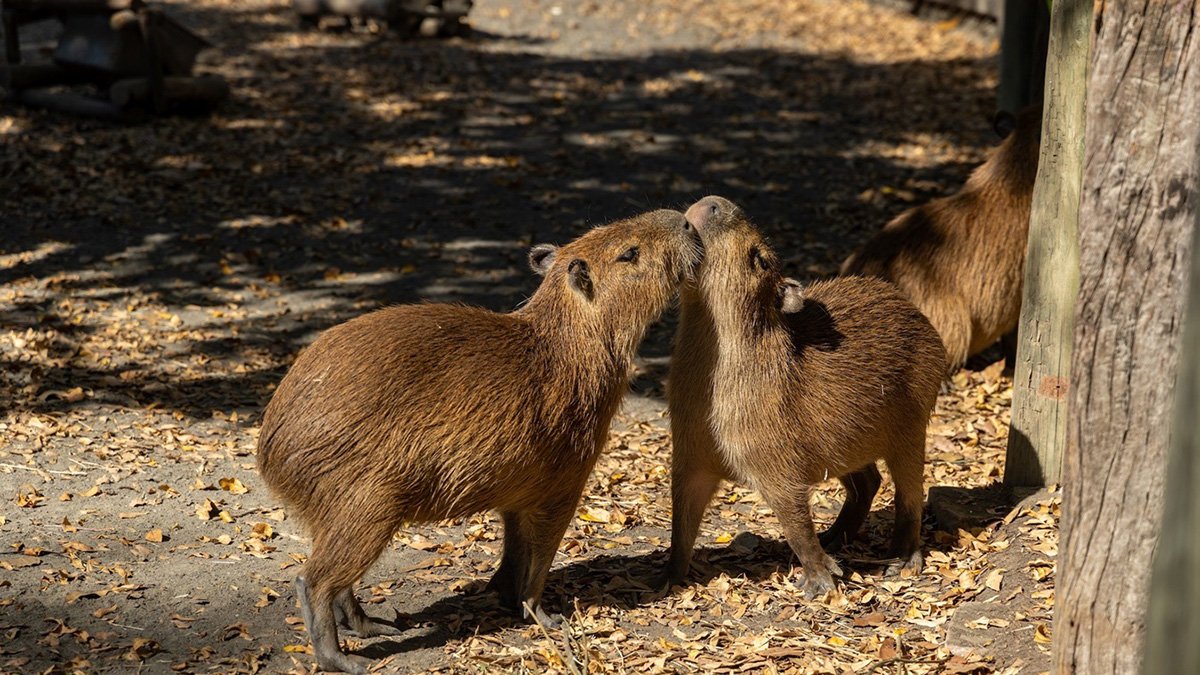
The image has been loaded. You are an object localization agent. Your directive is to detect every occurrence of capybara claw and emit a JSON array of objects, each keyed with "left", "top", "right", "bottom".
[
  {"left": 523, "top": 602, "right": 562, "bottom": 630},
  {"left": 802, "top": 571, "right": 837, "bottom": 599},
  {"left": 885, "top": 550, "right": 924, "bottom": 578},
  {"left": 315, "top": 651, "right": 366, "bottom": 674}
]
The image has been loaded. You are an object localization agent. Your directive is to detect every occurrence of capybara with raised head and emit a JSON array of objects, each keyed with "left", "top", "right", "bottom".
[
  {"left": 840, "top": 105, "right": 1042, "bottom": 370},
  {"left": 258, "top": 209, "right": 701, "bottom": 673},
  {"left": 660, "top": 196, "right": 945, "bottom": 598}
]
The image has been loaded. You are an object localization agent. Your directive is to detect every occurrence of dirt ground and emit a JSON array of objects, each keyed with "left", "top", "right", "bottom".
[{"left": 1, "top": 1, "right": 1058, "bottom": 673}]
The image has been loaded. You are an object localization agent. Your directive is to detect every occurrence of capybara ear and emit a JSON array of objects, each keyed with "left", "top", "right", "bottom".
[
  {"left": 992, "top": 110, "right": 1018, "bottom": 139},
  {"left": 529, "top": 244, "right": 559, "bottom": 276},
  {"left": 567, "top": 259, "right": 594, "bottom": 300},
  {"left": 779, "top": 278, "right": 805, "bottom": 314}
]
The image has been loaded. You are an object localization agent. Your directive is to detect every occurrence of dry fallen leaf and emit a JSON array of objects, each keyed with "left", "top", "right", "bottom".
[{"left": 218, "top": 477, "right": 249, "bottom": 495}]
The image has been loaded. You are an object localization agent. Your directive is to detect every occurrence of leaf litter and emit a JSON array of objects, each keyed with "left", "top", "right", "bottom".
[{"left": 0, "top": 0, "right": 1055, "bottom": 673}]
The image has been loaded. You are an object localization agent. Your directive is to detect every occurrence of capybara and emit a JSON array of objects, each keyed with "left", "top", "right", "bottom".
[
  {"left": 840, "top": 105, "right": 1042, "bottom": 370},
  {"left": 258, "top": 209, "right": 701, "bottom": 673},
  {"left": 660, "top": 196, "right": 945, "bottom": 598}
]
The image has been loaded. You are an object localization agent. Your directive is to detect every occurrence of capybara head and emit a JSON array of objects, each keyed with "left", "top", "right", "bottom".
[
  {"left": 684, "top": 196, "right": 804, "bottom": 326},
  {"left": 524, "top": 209, "right": 702, "bottom": 351}
]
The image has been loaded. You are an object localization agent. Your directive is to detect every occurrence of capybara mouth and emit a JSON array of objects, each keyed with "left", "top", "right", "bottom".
[{"left": 680, "top": 229, "right": 705, "bottom": 283}]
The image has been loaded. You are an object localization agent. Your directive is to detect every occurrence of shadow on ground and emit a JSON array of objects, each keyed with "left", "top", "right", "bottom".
[{"left": 1, "top": 0, "right": 996, "bottom": 421}]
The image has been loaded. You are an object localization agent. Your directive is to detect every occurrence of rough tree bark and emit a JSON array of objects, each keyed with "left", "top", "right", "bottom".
[
  {"left": 1002, "top": 0, "right": 1090, "bottom": 487},
  {"left": 1055, "top": 3, "right": 1200, "bottom": 674},
  {"left": 1144, "top": 185, "right": 1200, "bottom": 675}
]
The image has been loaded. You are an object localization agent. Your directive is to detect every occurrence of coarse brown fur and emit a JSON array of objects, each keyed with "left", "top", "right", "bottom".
[
  {"left": 661, "top": 196, "right": 945, "bottom": 598},
  {"left": 840, "top": 105, "right": 1042, "bottom": 370},
  {"left": 257, "top": 209, "right": 701, "bottom": 673}
]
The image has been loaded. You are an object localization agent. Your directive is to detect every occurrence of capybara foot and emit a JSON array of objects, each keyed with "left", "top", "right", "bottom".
[
  {"left": 343, "top": 615, "right": 403, "bottom": 638},
  {"left": 885, "top": 549, "right": 924, "bottom": 577},
  {"left": 523, "top": 602, "right": 563, "bottom": 630},
  {"left": 802, "top": 570, "right": 837, "bottom": 598},
  {"left": 649, "top": 568, "right": 685, "bottom": 593},
  {"left": 314, "top": 647, "right": 366, "bottom": 674},
  {"left": 486, "top": 579, "right": 521, "bottom": 616},
  {"left": 801, "top": 553, "right": 843, "bottom": 598}
]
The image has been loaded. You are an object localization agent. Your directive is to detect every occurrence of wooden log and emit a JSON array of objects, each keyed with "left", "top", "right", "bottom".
[
  {"left": 109, "top": 74, "right": 228, "bottom": 109},
  {"left": 14, "top": 88, "right": 134, "bottom": 121},
  {"left": 1002, "top": 0, "right": 1091, "bottom": 488},
  {"left": 3, "top": 0, "right": 141, "bottom": 13},
  {"left": 0, "top": 63, "right": 90, "bottom": 89}
]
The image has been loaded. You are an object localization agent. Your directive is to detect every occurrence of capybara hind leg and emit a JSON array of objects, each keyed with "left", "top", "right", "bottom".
[
  {"left": 486, "top": 511, "right": 530, "bottom": 615},
  {"left": 518, "top": 501, "right": 576, "bottom": 629},
  {"left": 820, "top": 464, "right": 882, "bottom": 551},
  {"left": 764, "top": 484, "right": 843, "bottom": 598},
  {"left": 335, "top": 589, "right": 402, "bottom": 638},
  {"left": 656, "top": 462, "right": 722, "bottom": 590},
  {"left": 300, "top": 524, "right": 394, "bottom": 672},
  {"left": 1001, "top": 329, "right": 1018, "bottom": 373},
  {"left": 297, "top": 577, "right": 364, "bottom": 674},
  {"left": 884, "top": 441, "right": 926, "bottom": 577},
  {"left": 926, "top": 302, "right": 972, "bottom": 372}
]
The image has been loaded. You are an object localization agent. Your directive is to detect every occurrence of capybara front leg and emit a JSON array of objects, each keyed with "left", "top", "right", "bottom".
[
  {"left": 765, "top": 484, "right": 843, "bottom": 598},
  {"left": 819, "top": 464, "right": 882, "bottom": 551},
  {"left": 486, "top": 510, "right": 530, "bottom": 615},
  {"left": 656, "top": 461, "right": 722, "bottom": 590}
]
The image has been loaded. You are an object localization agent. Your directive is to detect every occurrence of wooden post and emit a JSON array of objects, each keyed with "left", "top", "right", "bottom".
[
  {"left": 1002, "top": 0, "right": 1090, "bottom": 487},
  {"left": 2, "top": 8, "right": 20, "bottom": 65},
  {"left": 996, "top": 0, "right": 1049, "bottom": 118},
  {"left": 1144, "top": 186, "right": 1200, "bottom": 675},
  {"left": 1054, "top": 2, "right": 1200, "bottom": 672}
]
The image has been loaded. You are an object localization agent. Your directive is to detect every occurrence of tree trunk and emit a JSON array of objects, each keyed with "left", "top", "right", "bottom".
[
  {"left": 1055, "top": 3, "right": 1200, "bottom": 674},
  {"left": 1144, "top": 187, "right": 1200, "bottom": 675},
  {"left": 1002, "top": 0, "right": 1090, "bottom": 487}
]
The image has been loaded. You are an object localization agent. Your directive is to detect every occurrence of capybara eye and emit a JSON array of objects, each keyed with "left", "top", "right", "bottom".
[
  {"left": 748, "top": 247, "right": 768, "bottom": 272},
  {"left": 617, "top": 246, "right": 640, "bottom": 263}
]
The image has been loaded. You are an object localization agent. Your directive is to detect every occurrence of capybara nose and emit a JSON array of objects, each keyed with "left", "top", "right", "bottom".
[
  {"left": 685, "top": 196, "right": 726, "bottom": 232},
  {"left": 648, "top": 208, "right": 690, "bottom": 231}
]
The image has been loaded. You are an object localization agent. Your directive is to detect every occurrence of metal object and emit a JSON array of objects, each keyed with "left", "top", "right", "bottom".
[{"left": 294, "top": 0, "right": 473, "bottom": 37}]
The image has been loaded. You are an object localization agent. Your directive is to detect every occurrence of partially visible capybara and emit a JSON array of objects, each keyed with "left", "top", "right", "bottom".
[
  {"left": 840, "top": 105, "right": 1042, "bottom": 370},
  {"left": 660, "top": 196, "right": 945, "bottom": 598},
  {"left": 258, "top": 209, "right": 701, "bottom": 673}
]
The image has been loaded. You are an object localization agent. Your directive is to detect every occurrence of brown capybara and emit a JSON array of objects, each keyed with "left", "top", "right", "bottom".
[
  {"left": 258, "top": 209, "right": 701, "bottom": 673},
  {"left": 840, "top": 105, "right": 1042, "bottom": 370},
  {"left": 660, "top": 196, "right": 945, "bottom": 598}
]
